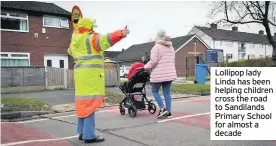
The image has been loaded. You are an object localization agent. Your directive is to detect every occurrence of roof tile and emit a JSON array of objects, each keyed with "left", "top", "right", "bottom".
[
  {"left": 117, "top": 34, "right": 195, "bottom": 61},
  {"left": 195, "top": 26, "right": 276, "bottom": 44},
  {"left": 1, "top": 1, "right": 70, "bottom": 16}
]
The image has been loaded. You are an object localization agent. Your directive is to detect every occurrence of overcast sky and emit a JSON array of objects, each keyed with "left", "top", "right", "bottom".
[{"left": 52, "top": 1, "right": 276, "bottom": 51}]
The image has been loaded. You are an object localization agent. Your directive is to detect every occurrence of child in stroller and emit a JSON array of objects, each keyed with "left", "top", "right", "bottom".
[{"left": 119, "top": 62, "right": 157, "bottom": 118}]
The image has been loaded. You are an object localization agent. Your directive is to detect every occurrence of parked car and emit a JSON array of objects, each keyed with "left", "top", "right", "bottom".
[{"left": 120, "top": 65, "right": 130, "bottom": 78}]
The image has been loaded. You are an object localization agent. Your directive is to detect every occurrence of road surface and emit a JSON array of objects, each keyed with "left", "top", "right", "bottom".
[{"left": 2, "top": 96, "right": 275, "bottom": 146}]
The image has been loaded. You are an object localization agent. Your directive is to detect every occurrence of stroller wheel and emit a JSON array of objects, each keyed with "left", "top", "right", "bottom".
[
  {"left": 148, "top": 103, "right": 157, "bottom": 114},
  {"left": 128, "top": 105, "right": 137, "bottom": 118},
  {"left": 119, "top": 106, "right": 125, "bottom": 115}
]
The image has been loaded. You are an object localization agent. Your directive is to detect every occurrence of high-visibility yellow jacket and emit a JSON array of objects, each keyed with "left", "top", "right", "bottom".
[{"left": 68, "top": 18, "right": 125, "bottom": 118}]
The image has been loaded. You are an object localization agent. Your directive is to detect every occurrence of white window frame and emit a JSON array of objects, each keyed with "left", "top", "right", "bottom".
[
  {"left": 238, "top": 42, "right": 246, "bottom": 53},
  {"left": 249, "top": 54, "right": 255, "bottom": 59},
  {"left": 1, "top": 11, "right": 29, "bottom": 32},
  {"left": 43, "top": 15, "right": 69, "bottom": 29},
  {"left": 249, "top": 43, "right": 255, "bottom": 48},
  {"left": 226, "top": 53, "right": 233, "bottom": 60},
  {"left": 0, "top": 52, "right": 30, "bottom": 66},
  {"left": 238, "top": 52, "right": 246, "bottom": 60}
]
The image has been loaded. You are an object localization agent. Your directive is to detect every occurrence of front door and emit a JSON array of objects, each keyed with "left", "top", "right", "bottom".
[
  {"left": 44, "top": 54, "right": 68, "bottom": 69},
  {"left": 185, "top": 54, "right": 204, "bottom": 78}
]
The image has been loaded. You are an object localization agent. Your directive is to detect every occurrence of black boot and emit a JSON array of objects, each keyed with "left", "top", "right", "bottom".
[
  {"left": 79, "top": 134, "right": 83, "bottom": 140},
  {"left": 84, "top": 136, "right": 105, "bottom": 143}
]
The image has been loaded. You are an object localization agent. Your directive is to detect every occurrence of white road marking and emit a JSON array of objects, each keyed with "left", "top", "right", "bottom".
[
  {"left": 2, "top": 108, "right": 118, "bottom": 124},
  {"left": 1, "top": 97, "right": 209, "bottom": 124},
  {"left": 157, "top": 112, "right": 210, "bottom": 123},
  {"left": 1, "top": 135, "right": 79, "bottom": 146},
  {"left": 1, "top": 122, "right": 18, "bottom": 124},
  {"left": 2, "top": 104, "right": 210, "bottom": 145},
  {"left": 18, "top": 119, "right": 49, "bottom": 124},
  {"left": 45, "top": 111, "right": 76, "bottom": 116}
]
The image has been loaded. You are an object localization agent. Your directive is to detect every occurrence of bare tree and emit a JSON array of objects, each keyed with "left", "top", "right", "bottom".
[{"left": 208, "top": 1, "right": 276, "bottom": 66}]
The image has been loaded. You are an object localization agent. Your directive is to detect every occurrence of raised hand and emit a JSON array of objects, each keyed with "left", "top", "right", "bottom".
[{"left": 122, "top": 25, "right": 130, "bottom": 37}]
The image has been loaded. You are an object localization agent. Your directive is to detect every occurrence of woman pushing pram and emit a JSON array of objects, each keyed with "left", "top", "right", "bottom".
[
  {"left": 119, "top": 30, "right": 177, "bottom": 119},
  {"left": 119, "top": 62, "right": 157, "bottom": 117}
]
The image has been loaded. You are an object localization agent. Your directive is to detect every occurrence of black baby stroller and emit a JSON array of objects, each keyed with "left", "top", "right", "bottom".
[{"left": 119, "top": 62, "right": 157, "bottom": 118}]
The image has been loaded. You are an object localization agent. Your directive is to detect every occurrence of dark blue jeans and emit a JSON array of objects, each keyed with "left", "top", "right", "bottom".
[{"left": 151, "top": 81, "right": 172, "bottom": 112}]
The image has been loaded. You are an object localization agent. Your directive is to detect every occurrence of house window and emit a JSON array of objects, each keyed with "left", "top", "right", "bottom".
[
  {"left": 251, "top": 44, "right": 255, "bottom": 48},
  {"left": 0, "top": 52, "right": 30, "bottom": 66},
  {"left": 47, "top": 60, "right": 52, "bottom": 67},
  {"left": 237, "top": 42, "right": 246, "bottom": 60},
  {"left": 59, "top": 60, "right": 64, "bottom": 68},
  {"left": 238, "top": 42, "right": 246, "bottom": 52},
  {"left": 249, "top": 54, "right": 255, "bottom": 59},
  {"left": 43, "top": 16, "right": 69, "bottom": 28},
  {"left": 238, "top": 53, "right": 246, "bottom": 60},
  {"left": 1, "top": 11, "right": 28, "bottom": 32},
  {"left": 226, "top": 53, "right": 233, "bottom": 60},
  {"left": 258, "top": 44, "right": 264, "bottom": 48},
  {"left": 1, "top": 54, "right": 8, "bottom": 57}
]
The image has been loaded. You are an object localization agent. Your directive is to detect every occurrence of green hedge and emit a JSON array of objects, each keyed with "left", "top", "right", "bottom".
[
  {"left": 105, "top": 91, "right": 124, "bottom": 104},
  {"left": 171, "top": 84, "right": 210, "bottom": 95},
  {"left": 220, "top": 58, "right": 273, "bottom": 67},
  {"left": 185, "top": 76, "right": 210, "bottom": 81}
]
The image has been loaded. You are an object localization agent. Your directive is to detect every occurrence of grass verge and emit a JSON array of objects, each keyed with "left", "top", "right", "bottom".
[
  {"left": 185, "top": 76, "right": 210, "bottom": 81},
  {"left": 105, "top": 91, "right": 124, "bottom": 104},
  {"left": 105, "top": 83, "right": 210, "bottom": 104},
  {"left": 120, "top": 79, "right": 128, "bottom": 83},
  {"left": 171, "top": 84, "right": 210, "bottom": 95},
  {"left": 1, "top": 97, "right": 52, "bottom": 112}
]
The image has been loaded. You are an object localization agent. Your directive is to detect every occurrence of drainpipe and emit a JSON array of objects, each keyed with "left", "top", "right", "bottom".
[
  {"left": 265, "top": 44, "right": 267, "bottom": 57},
  {"left": 213, "top": 39, "right": 216, "bottom": 49}
]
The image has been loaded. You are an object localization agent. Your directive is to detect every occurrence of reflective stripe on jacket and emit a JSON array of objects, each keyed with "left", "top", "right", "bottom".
[{"left": 69, "top": 29, "right": 125, "bottom": 118}]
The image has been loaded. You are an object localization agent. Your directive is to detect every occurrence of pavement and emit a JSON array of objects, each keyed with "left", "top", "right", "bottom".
[
  {"left": 1, "top": 87, "right": 192, "bottom": 113},
  {"left": 1, "top": 86, "right": 146, "bottom": 106},
  {"left": 1, "top": 96, "right": 276, "bottom": 146},
  {"left": 1, "top": 79, "right": 209, "bottom": 106},
  {"left": 1, "top": 85, "right": 186, "bottom": 106}
]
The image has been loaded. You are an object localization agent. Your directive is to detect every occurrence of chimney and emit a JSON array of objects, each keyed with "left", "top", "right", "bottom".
[
  {"left": 259, "top": 30, "right": 264, "bottom": 35},
  {"left": 210, "top": 23, "right": 217, "bottom": 29},
  {"left": 232, "top": 26, "right": 238, "bottom": 31}
]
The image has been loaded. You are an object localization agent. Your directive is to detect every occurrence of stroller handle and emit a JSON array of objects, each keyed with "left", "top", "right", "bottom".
[
  {"left": 136, "top": 67, "right": 144, "bottom": 72},
  {"left": 137, "top": 68, "right": 150, "bottom": 74}
]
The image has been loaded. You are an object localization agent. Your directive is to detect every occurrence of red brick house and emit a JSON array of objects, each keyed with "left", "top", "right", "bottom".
[
  {"left": 116, "top": 34, "right": 211, "bottom": 77},
  {"left": 1, "top": 1, "right": 74, "bottom": 69}
]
